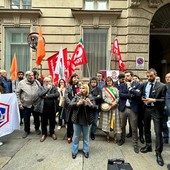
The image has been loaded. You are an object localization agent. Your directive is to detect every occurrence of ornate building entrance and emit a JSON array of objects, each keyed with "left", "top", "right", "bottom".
[{"left": 150, "top": 3, "right": 170, "bottom": 82}]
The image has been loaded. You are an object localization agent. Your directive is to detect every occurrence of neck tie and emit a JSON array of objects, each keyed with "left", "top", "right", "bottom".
[{"left": 149, "top": 83, "right": 154, "bottom": 98}]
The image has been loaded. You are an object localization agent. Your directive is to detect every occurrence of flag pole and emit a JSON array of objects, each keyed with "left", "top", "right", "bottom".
[
  {"left": 86, "top": 63, "right": 91, "bottom": 79},
  {"left": 107, "top": 50, "right": 112, "bottom": 70},
  {"left": 40, "top": 64, "right": 42, "bottom": 77}
]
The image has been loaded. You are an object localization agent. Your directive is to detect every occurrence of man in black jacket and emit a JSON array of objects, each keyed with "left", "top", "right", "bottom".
[
  {"left": 89, "top": 77, "right": 102, "bottom": 140},
  {"left": 118, "top": 71, "right": 141, "bottom": 153},
  {"left": 140, "top": 68, "right": 167, "bottom": 166}
]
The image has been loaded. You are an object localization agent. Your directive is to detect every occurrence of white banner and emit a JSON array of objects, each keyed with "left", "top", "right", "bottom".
[{"left": 0, "top": 93, "right": 20, "bottom": 137}]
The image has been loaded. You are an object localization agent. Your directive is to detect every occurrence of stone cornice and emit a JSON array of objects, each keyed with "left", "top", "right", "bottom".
[
  {"left": 71, "top": 9, "right": 122, "bottom": 28},
  {"left": 0, "top": 9, "right": 42, "bottom": 17},
  {"left": 71, "top": 9, "right": 122, "bottom": 16},
  {"left": 0, "top": 9, "right": 42, "bottom": 27}
]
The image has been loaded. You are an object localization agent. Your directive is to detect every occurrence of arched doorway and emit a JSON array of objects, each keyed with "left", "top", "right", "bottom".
[{"left": 150, "top": 3, "right": 170, "bottom": 82}]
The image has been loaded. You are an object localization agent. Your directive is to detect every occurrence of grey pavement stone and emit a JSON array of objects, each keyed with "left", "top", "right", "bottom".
[{"left": 0, "top": 125, "right": 169, "bottom": 170}]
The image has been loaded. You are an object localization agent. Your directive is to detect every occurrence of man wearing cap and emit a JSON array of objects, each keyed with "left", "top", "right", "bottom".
[{"left": 16, "top": 71, "right": 41, "bottom": 138}]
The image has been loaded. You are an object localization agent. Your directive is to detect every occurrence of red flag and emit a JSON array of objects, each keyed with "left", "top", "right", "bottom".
[
  {"left": 68, "top": 38, "right": 87, "bottom": 77},
  {"left": 47, "top": 48, "right": 68, "bottom": 84},
  {"left": 112, "top": 36, "right": 125, "bottom": 72},
  {"left": 71, "top": 38, "right": 87, "bottom": 66},
  {"left": 36, "top": 25, "right": 46, "bottom": 65},
  {"left": 67, "top": 59, "right": 75, "bottom": 78},
  {"left": 10, "top": 53, "right": 18, "bottom": 80}
]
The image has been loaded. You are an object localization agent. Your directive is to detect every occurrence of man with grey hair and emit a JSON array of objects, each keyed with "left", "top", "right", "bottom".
[
  {"left": 16, "top": 71, "right": 41, "bottom": 138},
  {"left": 0, "top": 69, "right": 12, "bottom": 93},
  {"left": 0, "top": 70, "right": 4, "bottom": 93}
]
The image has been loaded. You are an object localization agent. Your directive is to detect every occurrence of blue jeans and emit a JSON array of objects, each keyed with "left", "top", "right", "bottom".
[
  {"left": 91, "top": 111, "right": 99, "bottom": 134},
  {"left": 72, "top": 124, "right": 90, "bottom": 155}
]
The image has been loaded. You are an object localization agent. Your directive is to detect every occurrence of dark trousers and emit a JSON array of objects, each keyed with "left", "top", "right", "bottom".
[
  {"left": 138, "top": 110, "right": 144, "bottom": 137},
  {"left": 144, "top": 107, "right": 163, "bottom": 153},
  {"left": 41, "top": 108, "right": 56, "bottom": 135},
  {"left": 58, "top": 106, "right": 63, "bottom": 126},
  {"left": 19, "top": 109, "right": 24, "bottom": 122},
  {"left": 67, "top": 116, "right": 73, "bottom": 138},
  {"left": 162, "top": 110, "right": 169, "bottom": 139},
  {"left": 23, "top": 106, "right": 40, "bottom": 133},
  {"left": 91, "top": 111, "right": 99, "bottom": 134}
]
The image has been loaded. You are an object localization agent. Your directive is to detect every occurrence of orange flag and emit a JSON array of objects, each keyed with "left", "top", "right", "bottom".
[
  {"left": 36, "top": 25, "right": 46, "bottom": 65},
  {"left": 10, "top": 53, "right": 18, "bottom": 80}
]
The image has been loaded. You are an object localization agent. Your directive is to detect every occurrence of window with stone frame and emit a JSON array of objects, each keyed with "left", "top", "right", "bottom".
[
  {"left": 10, "top": 0, "right": 32, "bottom": 9},
  {"left": 5, "top": 28, "right": 30, "bottom": 75},
  {"left": 83, "top": 28, "right": 108, "bottom": 77},
  {"left": 84, "top": 0, "right": 108, "bottom": 10}
]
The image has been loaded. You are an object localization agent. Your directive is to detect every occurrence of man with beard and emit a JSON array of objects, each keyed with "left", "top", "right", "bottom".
[
  {"left": 12, "top": 71, "right": 25, "bottom": 125},
  {"left": 16, "top": 71, "right": 41, "bottom": 138},
  {"left": 140, "top": 68, "right": 166, "bottom": 166}
]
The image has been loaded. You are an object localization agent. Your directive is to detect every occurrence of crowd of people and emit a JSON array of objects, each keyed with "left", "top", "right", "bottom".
[{"left": 0, "top": 68, "right": 170, "bottom": 167}]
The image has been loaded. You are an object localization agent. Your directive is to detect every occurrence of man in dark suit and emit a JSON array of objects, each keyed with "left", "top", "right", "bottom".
[
  {"left": 163, "top": 73, "right": 170, "bottom": 144},
  {"left": 118, "top": 71, "right": 141, "bottom": 153},
  {"left": 114, "top": 73, "right": 125, "bottom": 90},
  {"left": 140, "top": 69, "right": 167, "bottom": 166}
]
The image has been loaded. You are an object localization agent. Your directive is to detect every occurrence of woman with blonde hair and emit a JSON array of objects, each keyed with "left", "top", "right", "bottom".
[{"left": 70, "top": 83, "right": 95, "bottom": 159}]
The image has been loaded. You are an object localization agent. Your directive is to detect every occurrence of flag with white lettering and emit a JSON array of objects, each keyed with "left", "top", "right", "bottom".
[
  {"left": 68, "top": 38, "right": 87, "bottom": 77},
  {"left": 0, "top": 93, "right": 20, "bottom": 137},
  {"left": 71, "top": 38, "right": 87, "bottom": 67}
]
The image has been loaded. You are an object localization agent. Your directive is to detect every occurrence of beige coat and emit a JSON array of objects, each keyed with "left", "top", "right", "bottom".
[
  {"left": 16, "top": 79, "right": 40, "bottom": 108},
  {"left": 99, "top": 86, "right": 121, "bottom": 134}
]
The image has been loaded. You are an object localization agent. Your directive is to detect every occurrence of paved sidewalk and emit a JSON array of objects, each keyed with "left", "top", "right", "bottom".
[{"left": 0, "top": 123, "right": 169, "bottom": 170}]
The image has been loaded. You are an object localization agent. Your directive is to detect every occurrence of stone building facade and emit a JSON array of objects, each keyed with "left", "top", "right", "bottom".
[{"left": 0, "top": 0, "right": 170, "bottom": 81}]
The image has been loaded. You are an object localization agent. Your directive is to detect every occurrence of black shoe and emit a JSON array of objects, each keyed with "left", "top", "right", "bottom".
[
  {"left": 117, "top": 139, "right": 125, "bottom": 146},
  {"left": 72, "top": 153, "right": 77, "bottom": 159},
  {"left": 167, "top": 164, "right": 170, "bottom": 170},
  {"left": 20, "top": 121, "right": 23, "bottom": 126},
  {"left": 40, "top": 135, "right": 46, "bottom": 142},
  {"left": 156, "top": 153, "right": 164, "bottom": 166},
  {"left": 22, "top": 132, "right": 29, "bottom": 138},
  {"left": 51, "top": 134, "right": 57, "bottom": 140},
  {"left": 163, "top": 138, "right": 169, "bottom": 144},
  {"left": 126, "top": 133, "right": 132, "bottom": 138},
  {"left": 140, "top": 145, "right": 152, "bottom": 153},
  {"left": 90, "top": 133, "right": 95, "bottom": 140},
  {"left": 83, "top": 152, "right": 89, "bottom": 158},
  {"left": 134, "top": 145, "right": 139, "bottom": 153},
  {"left": 140, "top": 136, "right": 145, "bottom": 144},
  {"left": 36, "top": 130, "right": 41, "bottom": 135}
]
